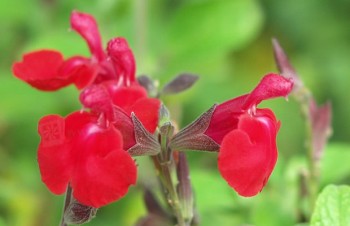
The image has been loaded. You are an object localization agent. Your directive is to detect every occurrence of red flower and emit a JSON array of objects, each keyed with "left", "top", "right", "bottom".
[
  {"left": 205, "top": 74, "right": 293, "bottom": 196},
  {"left": 38, "top": 111, "right": 137, "bottom": 208},
  {"left": 80, "top": 82, "right": 160, "bottom": 149},
  {"left": 12, "top": 11, "right": 136, "bottom": 91},
  {"left": 13, "top": 11, "right": 160, "bottom": 208}
]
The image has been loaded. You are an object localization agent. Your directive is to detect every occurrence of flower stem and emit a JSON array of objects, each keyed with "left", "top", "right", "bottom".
[
  {"left": 295, "top": 88, "right": 318, "bottom": 217},
  {"left": 60, "top": 185, "right": 72, "bottom": 226},
  {"left": 151, "top": 124, "right": 189, "bottom": 226},
  {"left": 154, "top": 156, "right": 188, "bottom": 226}
]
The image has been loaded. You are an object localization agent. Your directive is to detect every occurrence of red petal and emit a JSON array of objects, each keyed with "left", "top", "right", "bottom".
[
  {"left": 59, "top": 56, "right": 89, "bottom": 76},
  {"left": 73, "top": 64, "right": 100, "bottom": 89},
  {"left": 64, "top": 111, "right": 98, "bottom": 140},
  {"left": 12, "top": 50, "right": 73, "bottom": 91},
  {"left": 111, "top": 85, "right": 148, "bottom": 111},
  {"left": 130, "top": 98, "right": 161, "bottom": 133},
  {"left": 70, "top": 124, "right": 136, "bottom": 208},
  {"left": 107, "top": 38, "right": 136, "bottom": 84},
  {"left": 111, "top": 95, "right": 160, "bottom": 149},
  {"left": 72, "top": 150, "right": 137, "bottom": 208},
  {"left": 70, "top": 11, "right": 105, "bottom": 61},
  {"left": 59, "top": 56, "right": 98, "bottom": 89},
  {"left": 71, "top": 124, "right": 124, "bottom": 157},
  {"left": 242, "top": 73, "right": 293, "bottom": 109},
  {"left": 113, "top": 106, "right": 136, "bottom": 150},
  {"left": 79, "top": 84, "right": 114, "bottom": 118},
  {"left": 205, "top": 94, "right": 247, "bottom": 144},
  {"left": 37, "top": 115, "right": 71, "bottom": 194},
  {"left": 218, "top": 110, "right": 279, "bottom": 197}
]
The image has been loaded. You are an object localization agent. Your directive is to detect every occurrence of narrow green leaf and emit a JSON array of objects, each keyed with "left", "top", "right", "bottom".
[{"left": 311, "top": 185, "right": 350, "bottom": 226}]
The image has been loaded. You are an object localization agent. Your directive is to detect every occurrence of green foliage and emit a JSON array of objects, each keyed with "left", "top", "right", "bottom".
[
  {"left": 311, "top": 185, "right": 350, "bottom": 226},
  {"left": 164, "top": 0, "right": 263, "bottom": 70}
]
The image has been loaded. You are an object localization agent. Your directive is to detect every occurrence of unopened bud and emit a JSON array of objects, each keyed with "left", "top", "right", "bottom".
[
  {"left": 158, "top": 104, "right": 171, "bottom": 126},
  {"left": 272, "top": 38, "right": 303, "bottom": 91},
  {"left": 309, "top": 99, "right": 332, "bottom": 162}
]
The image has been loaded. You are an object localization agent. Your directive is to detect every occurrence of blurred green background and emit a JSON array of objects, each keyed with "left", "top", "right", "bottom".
[{"left": 1, "top": 0, "right": 350, "bottom": 225}]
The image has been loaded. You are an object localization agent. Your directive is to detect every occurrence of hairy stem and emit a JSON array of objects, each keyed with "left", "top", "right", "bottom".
[
  {"left": 160, "top": 159, "right": 186, "bottom": 226},
  {"left": 151, "top": 128, "right": 189, "bottom": 226}
]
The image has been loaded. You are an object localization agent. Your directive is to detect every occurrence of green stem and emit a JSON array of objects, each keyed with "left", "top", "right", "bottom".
[
  {"left": 151, "top": 127, "right": 188, "bottom": 226},
  {"left": 296, "top": 89, "right": 318, "bottom": 217},
  {"left": 159, "top": 159, "right": 186, "bottom": 226}
]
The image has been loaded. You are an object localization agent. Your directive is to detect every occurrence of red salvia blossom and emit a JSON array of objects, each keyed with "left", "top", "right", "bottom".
[
  {"left": 205, "top": 73, "right": 293, "bottom": 196},
  {"left": 12, "top": 11, "right": 136, "bottom": 91},
  {"left": 12, "top": 11, "right": 161, "bottom": 208},
  {"left": 38, "top": 111, "right": 137, "bottom": 208},
  {"left": 80, "top": 82, "right": 160, "bottom": 149}
]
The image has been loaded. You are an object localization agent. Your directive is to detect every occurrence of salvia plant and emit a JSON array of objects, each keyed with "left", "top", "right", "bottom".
[{"left": 11, "top": 10, "right": 335, "bottom": 226}]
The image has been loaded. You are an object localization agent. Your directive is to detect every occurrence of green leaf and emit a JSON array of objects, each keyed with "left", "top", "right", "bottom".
[{"left": 310, "top": 185, "right": 350, "bottom": 226}]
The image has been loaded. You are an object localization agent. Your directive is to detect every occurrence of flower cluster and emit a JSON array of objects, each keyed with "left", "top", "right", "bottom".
[
  {"left": 12, "top": 10, "right": 293, "bottom": 222},
  {"left": 13, "top": 11, "right": 160, "bottom": 208}
]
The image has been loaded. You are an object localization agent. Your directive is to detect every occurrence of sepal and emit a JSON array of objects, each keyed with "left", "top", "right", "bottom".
[
  {"left": 64, "top": 198, "right": 97, "bottom": 225},
  {"left": 128, "top": 113, "right": 161, "bottom": 156},
  {"left": 170, "top": 105, "right": 219, "bottom": 152}
]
